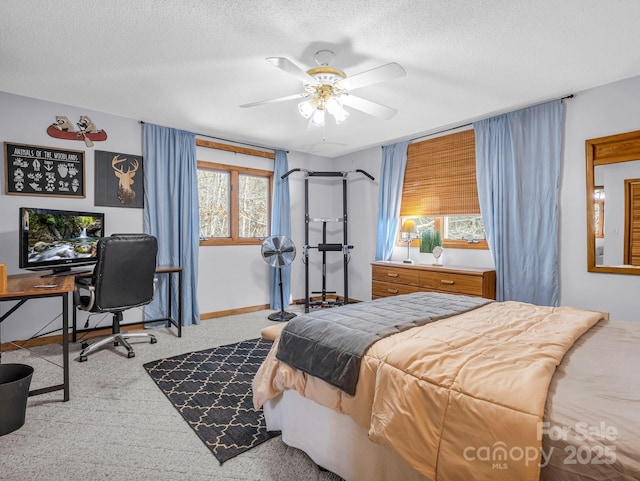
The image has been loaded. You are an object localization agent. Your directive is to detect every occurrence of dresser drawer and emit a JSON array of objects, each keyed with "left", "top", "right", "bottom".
[
  {"left": 371, "top": 262, "right": 495, "bottom": 300},
  {"left": 372, "top": 280, "right": 423, "bottom": 298},
  {"left": 418, "top": 270, "right": 483, "bottom": 296},
  {"left": 372, "top": 265, "right": 419, "bottom": 286}
]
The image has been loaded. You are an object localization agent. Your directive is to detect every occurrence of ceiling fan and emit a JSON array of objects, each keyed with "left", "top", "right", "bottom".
[{"left": 240, "top": 50, "right": 406, "bottom": 127}]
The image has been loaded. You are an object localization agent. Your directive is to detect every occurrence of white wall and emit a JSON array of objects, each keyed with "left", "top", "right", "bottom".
[
  {"left": 195, "top": 145, "right": 273, "bottom": 313},
  {"left": 560, "top": 74, "right": 640, "bottom": 321},
  {"left": 333, "top": 75, "right": 640, "bottom": 321},
  {"left": 194, "top": 145, "right": 328, "bottom": 313},
  {"left": 0, "top": 92, "right": 144, "bottom": 341},
  {"left": 3, "top": 72, "right": 640, "bottom": 343},
  {"left": 0, "top": 93, "right": 331, "bottom": 342}
]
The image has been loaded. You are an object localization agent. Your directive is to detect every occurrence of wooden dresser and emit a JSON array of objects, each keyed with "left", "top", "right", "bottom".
[{"left": 371, "top": 261, "right": 496, "bottom": 300}]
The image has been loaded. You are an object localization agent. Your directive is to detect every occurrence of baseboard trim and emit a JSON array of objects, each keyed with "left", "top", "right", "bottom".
[{"left": 199, "top": 304, "right": 271, "bottom": 320}]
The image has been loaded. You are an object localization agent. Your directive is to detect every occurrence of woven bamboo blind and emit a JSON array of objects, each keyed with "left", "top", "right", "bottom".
[{"left": 400, "top": 129, "right": 479, "bottom": 217}]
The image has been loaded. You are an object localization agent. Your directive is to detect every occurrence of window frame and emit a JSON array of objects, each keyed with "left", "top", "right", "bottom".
[
  {"left": 198, "top": 160, "right": 273, "bottom": 246},
  {"left": 398, "top": 129, "right": 488, "bottom": 250},
  {"left": 398, "top": 216, "right": 488, "bottom": 250}
]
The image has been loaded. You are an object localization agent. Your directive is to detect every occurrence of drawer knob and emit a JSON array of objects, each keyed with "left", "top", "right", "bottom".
[
  {"left": 387, "top": 288, "right": 399, "bottom": 294},
  {"left": 387, "top": 273, "right": 399, "bottom": 278},
  {"left": 440, "top": 280, "right": 455, "bottom": 285}
]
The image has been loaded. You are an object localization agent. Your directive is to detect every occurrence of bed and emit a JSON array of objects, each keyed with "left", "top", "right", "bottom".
[{"left": 253, "top": 292, "right": 640, "bottom": 481}]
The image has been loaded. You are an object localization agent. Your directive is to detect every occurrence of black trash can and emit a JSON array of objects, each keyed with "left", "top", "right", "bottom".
[{"left": 0, "top": 363, "right": 34, "bottom": 436}]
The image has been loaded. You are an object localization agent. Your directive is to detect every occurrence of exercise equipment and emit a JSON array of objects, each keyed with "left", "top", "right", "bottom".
[{"left": 282, "top": 168, "right": 375, "bottom": 312}]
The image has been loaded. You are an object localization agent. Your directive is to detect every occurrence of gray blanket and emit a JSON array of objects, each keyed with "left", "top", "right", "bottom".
[{"left": 275, "top": 292, "right": 492, "bottom": 395}]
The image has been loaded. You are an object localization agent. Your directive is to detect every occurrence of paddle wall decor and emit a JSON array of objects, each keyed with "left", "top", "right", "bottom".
[
  {"left": 47, "top": 115, "right": 107, "bottom": 148},
  {"left": 4, "top": 141, "right": 85, "bottom": 198}
]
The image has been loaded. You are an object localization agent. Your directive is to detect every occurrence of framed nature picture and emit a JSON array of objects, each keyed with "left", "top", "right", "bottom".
[
  {"left": 4, "top": 142, "right": 85, "bottom": 198},
  {"left": 94, "top": 150, "right": 143, "bottom": 208}
]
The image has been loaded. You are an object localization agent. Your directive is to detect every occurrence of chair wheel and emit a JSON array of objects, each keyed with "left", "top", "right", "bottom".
[
  {"left": 113, "top": 341, "right": 120, "bottom": 346},
  {"left": 150, "top": 338, "right": 157, "bottom": 344},
  {"left": 79, "top": 355, "right": 88, "bottom": 362},
  {"left": 127, "top": 352, "right": 135, "bottom": 358},
  {"left": 81, "top": 342, "right": 89, "bottom": 349}
]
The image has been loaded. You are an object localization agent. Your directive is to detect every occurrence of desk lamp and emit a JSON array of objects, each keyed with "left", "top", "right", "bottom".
[{"left": 400, "top": 220, "right": 418, "bottom": 264}]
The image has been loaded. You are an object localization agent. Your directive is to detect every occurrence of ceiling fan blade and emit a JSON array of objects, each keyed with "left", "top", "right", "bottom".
[
  {"left": 341, "top": 94, "right": 398, "bottom": 120},
  {"left": 240, "top": 92, "right": 308, "bottom": 108},
  {"left": 335, "top": 62, "right": 406, "bottom": 91},
  {"left": 266, "top": 57, "right": 320, "bottom": 86}
]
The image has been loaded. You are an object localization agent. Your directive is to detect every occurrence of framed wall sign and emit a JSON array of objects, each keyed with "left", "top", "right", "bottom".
[
  {"left": 94, "top": 150, "right": 144, "bottom": 208},
  {"left": 4, "top": 142, "right": 85, "bottom": 198}
]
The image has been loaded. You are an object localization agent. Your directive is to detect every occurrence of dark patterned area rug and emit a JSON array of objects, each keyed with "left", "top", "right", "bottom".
[{"left": 143, "top": 338, "right": 280, "bottom": 463}]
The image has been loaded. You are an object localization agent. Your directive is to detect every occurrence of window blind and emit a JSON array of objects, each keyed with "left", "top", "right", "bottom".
[{"left": 400, "top": 129, "right": 480, "bottom": 217}]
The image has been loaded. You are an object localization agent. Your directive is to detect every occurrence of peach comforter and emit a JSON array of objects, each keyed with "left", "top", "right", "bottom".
[{"left": 253, "top": 300, "right": 602, "bottom": 481}]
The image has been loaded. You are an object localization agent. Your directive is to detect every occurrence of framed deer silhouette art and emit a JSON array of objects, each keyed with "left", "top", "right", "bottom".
[{"left": 94, "top": 150, "right": 143, "bottom": 208}]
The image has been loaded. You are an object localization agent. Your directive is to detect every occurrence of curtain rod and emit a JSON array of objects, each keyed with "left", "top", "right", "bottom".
[
  {"left": 406, "top": 94, "right": 575, "bottom": 144},
  {"left": 138, "top": 120, "right": 286, "bottom": 154}
]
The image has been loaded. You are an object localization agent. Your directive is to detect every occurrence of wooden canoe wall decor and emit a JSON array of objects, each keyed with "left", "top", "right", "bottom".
[{"left": 46, "top": 115, "right": 107, "bottom": 147}]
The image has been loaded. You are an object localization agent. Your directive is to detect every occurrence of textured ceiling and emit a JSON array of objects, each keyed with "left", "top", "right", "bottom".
[{"left": 1, "top": 1, "right": 640, "bottom": 158}]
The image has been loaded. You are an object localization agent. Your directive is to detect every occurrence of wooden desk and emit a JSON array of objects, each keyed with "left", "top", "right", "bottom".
[
  {"left": 0, "top": 272, "right": 73, "bottom": 401},
  {"left": 149, "top": 265, "right": 183, "bottom": 337}
]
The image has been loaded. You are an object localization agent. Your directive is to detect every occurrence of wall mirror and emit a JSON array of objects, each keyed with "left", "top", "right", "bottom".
[{"left": 586, "top": 130, "right": 640, "bottom": 274}]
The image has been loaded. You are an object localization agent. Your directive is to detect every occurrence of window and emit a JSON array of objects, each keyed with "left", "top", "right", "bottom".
[
  {"left": 198, "top": 161, "right": 272, "bottom": 245},
  {"left": 399, "top": 129, "right": 487, "bottom": 249},
  {"left": 401, "top": 215, "right": 486, "bottom": 249}
]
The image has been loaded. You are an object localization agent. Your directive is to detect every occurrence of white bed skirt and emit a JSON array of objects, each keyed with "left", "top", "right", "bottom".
[{"left": 264, "top": 390, "right": 431, "bottom": 481}]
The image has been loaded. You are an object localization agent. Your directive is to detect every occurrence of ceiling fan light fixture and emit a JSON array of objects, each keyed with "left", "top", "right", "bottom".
[
  {"left": 325, "top": 96, "right": 340, "bottom": 115},
  {"left": 310, "top": 108, "right": 326, "bottom": 127},
  {"left": 333, "top": 105, "right": 350, "bottom": 124},
  {"left": 245, "top": 51, "right": 405, "bottom": 128},
  {"left": 298, "top": 99, "right": 316, "bottom": 118}
]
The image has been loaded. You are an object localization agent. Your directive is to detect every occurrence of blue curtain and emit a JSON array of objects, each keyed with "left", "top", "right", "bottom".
[
  {"left": 143, "top": 123, "right": 200, "bottom": 325},
  {"left": 270, "top": 150, "right": 292, "bottom": 309},
  {"left": 474, "top": 100, "right": 564, "bottom": 305},
  {"left": 375, "top": 141, "right": 409, "bottom": 261}
]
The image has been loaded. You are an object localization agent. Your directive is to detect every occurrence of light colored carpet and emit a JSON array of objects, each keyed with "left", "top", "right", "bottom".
[{"left": 0, "top": 307, "right": 343, "bottom": 481}]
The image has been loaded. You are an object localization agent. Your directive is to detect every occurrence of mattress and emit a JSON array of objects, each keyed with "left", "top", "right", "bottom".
[
  {"left": 541, "top": 320, "right": 640, "bottom": 481},
  {"left": 258, "top": 313, "right": 640, "bottom": 480}
]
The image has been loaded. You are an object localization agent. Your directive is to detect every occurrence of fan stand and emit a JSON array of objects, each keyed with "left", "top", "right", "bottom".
[{"left": 268, "top": 267, "right": 296, "bottom": 322}]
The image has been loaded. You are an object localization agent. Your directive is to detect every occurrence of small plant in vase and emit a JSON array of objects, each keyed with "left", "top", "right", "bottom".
[
  {"left": 420, "top": 229, "right": 444, "bottom": 265},
  {"left": 420, "top": 229, "right": 441, "bottom": 253}
]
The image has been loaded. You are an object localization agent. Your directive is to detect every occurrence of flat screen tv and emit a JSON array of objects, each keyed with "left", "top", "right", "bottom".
[{"left": 19, "top": 207, "right": 105, "bottom": 275}]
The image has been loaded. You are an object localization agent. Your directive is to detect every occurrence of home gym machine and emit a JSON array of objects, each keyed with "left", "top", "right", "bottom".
[{"left": 282, "top": 168, "right": 375, "bottom": 313}]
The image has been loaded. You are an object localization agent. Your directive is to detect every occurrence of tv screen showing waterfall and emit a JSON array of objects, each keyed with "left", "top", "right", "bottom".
[{"left": 19, "top": 207, "right": 105, "bottom": 275}]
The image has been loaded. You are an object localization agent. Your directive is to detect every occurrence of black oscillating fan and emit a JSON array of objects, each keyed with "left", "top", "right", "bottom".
[{"left": 261, "top": 235, "right": 297, "bottom": 321}]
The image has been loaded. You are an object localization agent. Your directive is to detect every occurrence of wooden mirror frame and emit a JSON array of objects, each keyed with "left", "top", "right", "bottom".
[{"left": 586, "top": 130, "right": 640, "bottom": 274}]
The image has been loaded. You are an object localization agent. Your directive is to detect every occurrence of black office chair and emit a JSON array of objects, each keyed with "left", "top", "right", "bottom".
[{"left": 74, "top": 234, "right": 158, "bottom": 362}]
